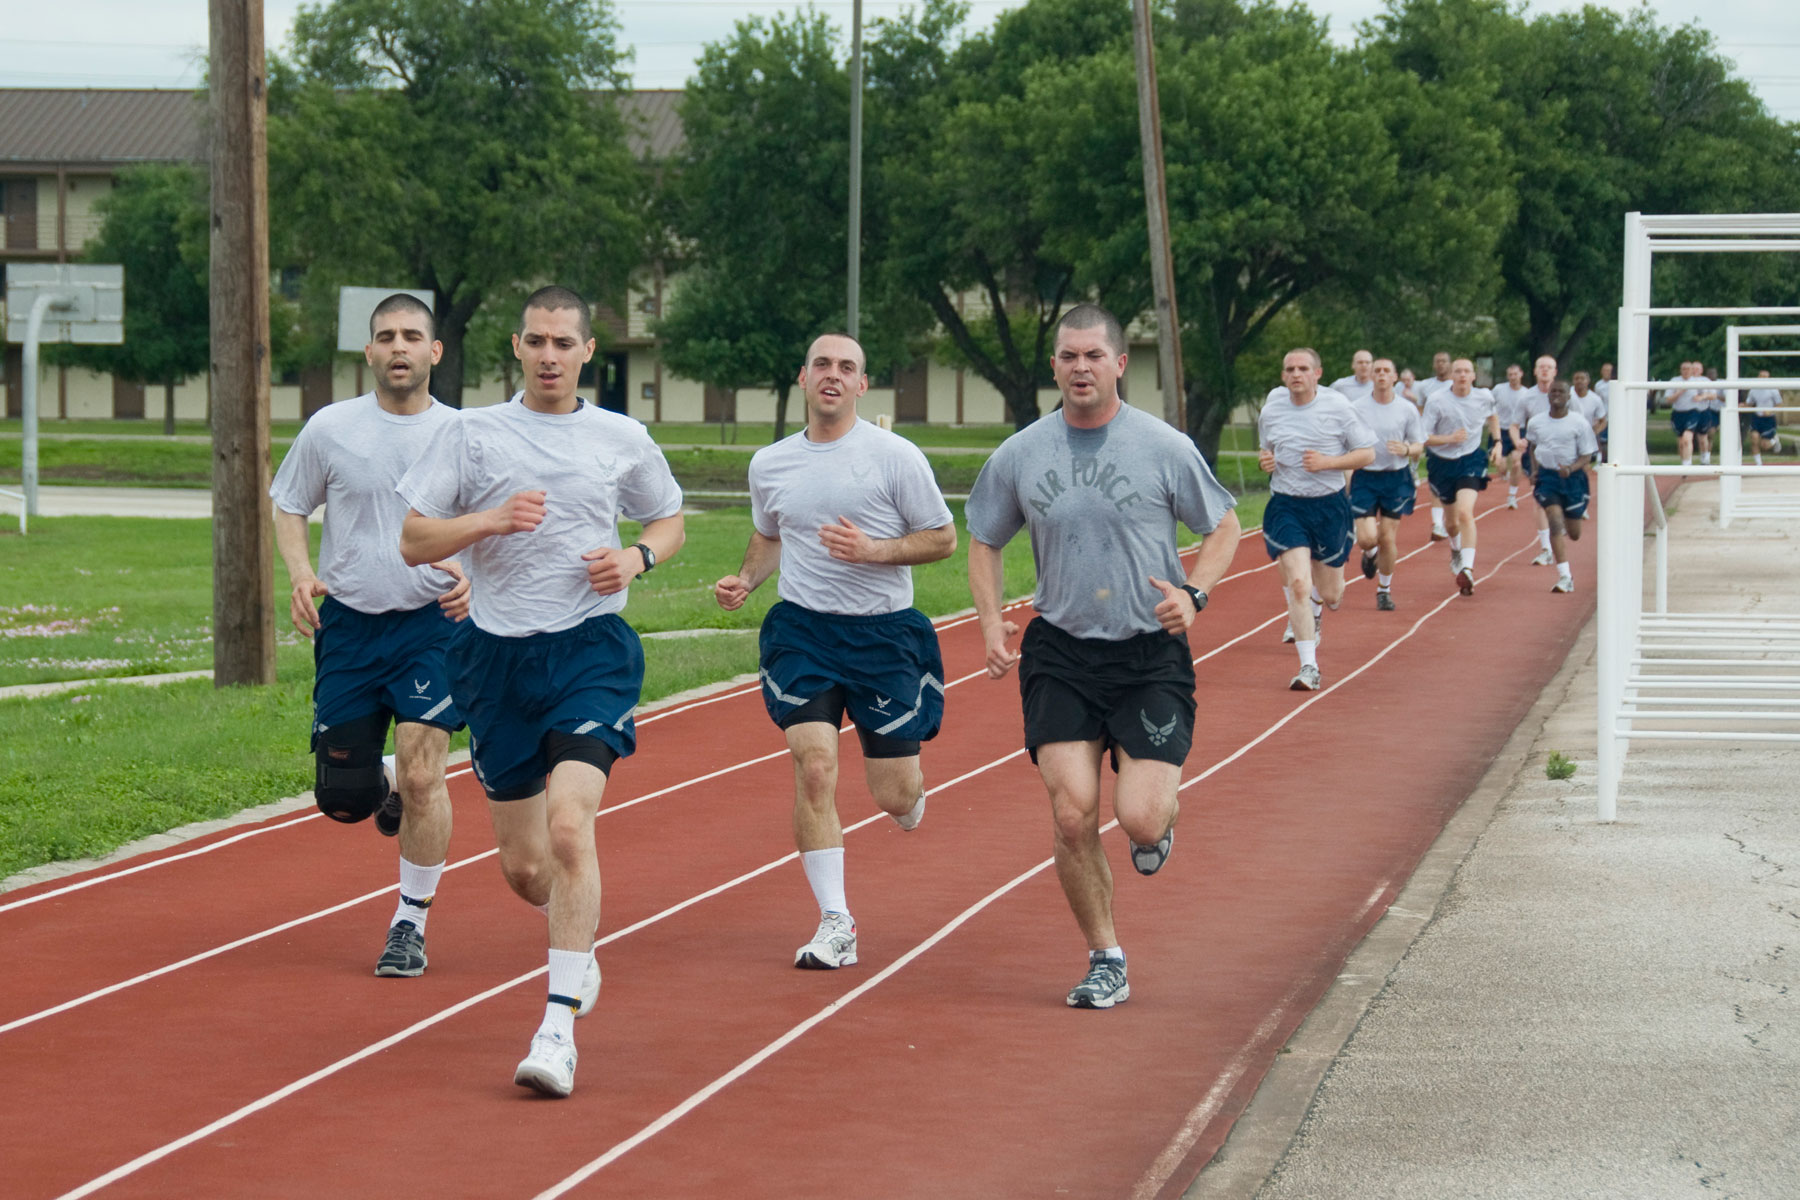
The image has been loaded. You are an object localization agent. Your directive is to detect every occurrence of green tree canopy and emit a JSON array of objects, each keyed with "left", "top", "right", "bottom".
[{"left": 267, "top": 0, "right": 647, "bottom": 408}]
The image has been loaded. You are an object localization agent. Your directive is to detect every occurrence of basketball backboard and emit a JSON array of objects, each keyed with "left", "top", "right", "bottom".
[
  {"left": 337, "top": 286, "right": 435, "bottom": 353},
  {"left": 5, "top": 264, "right": 124, "bottom": 344}
]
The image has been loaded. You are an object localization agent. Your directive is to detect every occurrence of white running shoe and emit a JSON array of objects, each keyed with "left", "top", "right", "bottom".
[
  {"left": 1505, "top": 495, "right": 1518, "bottom": 510},
  {"left": 1281, "top": 619, "right": 1296, "bottom": 644},
  {"left": 795, "top": 912, "right": 858, "bottom": 969},
  {"left": 514, "top": 1030, "right": 577, "bottom": 1098},
  {"left": 576, "top": 953, "right": 601, "bottom": 1017},
  {"left": 1531, "top": 549, "right": 1554, "bottom": 566},
  {"left": 1430, "top": 523, "right": 1449, "bottom": 541},
  {"left": 1289, "top": 663, "right": 1322, "bottom": 691},
  {"left": 1457, "top": 567, "right": 1476, "bottom": 596},
  {"left": 892, "top": 793, "right": 926, "bottom": 831},
  {"left": 1551, "top": 577, "right": 1575, "bottom": 593}
]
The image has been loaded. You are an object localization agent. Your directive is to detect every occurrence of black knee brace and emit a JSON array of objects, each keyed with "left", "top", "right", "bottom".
[{"left": 314, "top": 711, "right": 391, "bottom": 824}]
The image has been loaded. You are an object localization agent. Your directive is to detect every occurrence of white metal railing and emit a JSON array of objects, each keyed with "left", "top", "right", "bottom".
[
  {"left": 1722, "top": 325, "right": 1800, "bottom": 525},
  {"left": 1596, "top": 212, "right": 1800, "bottom": 822}
]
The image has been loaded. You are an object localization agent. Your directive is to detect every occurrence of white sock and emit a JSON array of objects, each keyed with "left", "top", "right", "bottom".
[
  {"left": 1432, "top": 506, "right": 1445, "bottom": 526},
  {"left": 1537, "top": 529, "right": 1552, "bottom": 551},
  {"left": 1461, "top": 548, "right": 1477, "bottom": 572},
  {"left": 801, "top": 847, "right": 849, "bottom": 918},
  {"left": 393, "top": 857, "right": 443, "bottom": 932},
  {"left": 1296, "top": 640, "right": 1318, "bottom": 669},
  {"left": 1754, "top": 453, "right": 1764, "bottom": 465},
  {"left": 1507, "top": 486, "right": 1518, "bottom": 499},
  {"left": 1377, "top": 572, "right": 1392, "bottom": 590},
  {"left": 1095, "top": 946, "right": 1125, "bottom": 962},
  {"left": 1701, "top": 451, "right": 1712, "bottom": 465},
  {"left": 1558, "top": 561, "right": 1572, "bottom": 581},
  {"left": 540, "top": 948, "right": 590, "bottom": 1039}
]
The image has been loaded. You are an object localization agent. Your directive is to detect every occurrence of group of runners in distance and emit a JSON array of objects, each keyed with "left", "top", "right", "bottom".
[{"left": 270, "top": 287, "right": 1777, "bottom": 1099}]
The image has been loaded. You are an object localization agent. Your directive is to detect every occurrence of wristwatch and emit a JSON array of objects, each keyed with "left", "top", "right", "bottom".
[
  {"left": 634, "top": 542, "right": 656, "bottom": 574},
  {"left": 1180, "top": 583, "right": 1207, "bottom": 612}
]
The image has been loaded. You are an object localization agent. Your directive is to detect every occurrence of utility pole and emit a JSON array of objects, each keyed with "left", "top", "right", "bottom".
[
  {"left": 209, "top": 0, "right": 276, "bottom": 686},
  {"left": 847, "top": 0, "right": 864, "bottom": 338},
  {"left": 1132, "top": 0, "right": 1185, "bottom": 432}
]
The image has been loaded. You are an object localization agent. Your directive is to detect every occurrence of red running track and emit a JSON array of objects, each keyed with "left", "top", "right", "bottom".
[{"left": 2, "top": 491, "right": 1598, "bottom": 1200}]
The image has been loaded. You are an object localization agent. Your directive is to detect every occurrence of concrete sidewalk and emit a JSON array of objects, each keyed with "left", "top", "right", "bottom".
[
  {"left": 1192, "top": 476, "right": 1800, "bottom": 1199},
  {"left": 19, "top": 485, "right": 214, "bottom": 518}
]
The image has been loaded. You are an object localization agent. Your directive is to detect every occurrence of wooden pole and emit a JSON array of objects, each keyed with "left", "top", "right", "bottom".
[
  {"left": 847, "top": 0, "right": 864, "bottom": 339},
  {"left": 1132, "top": 0, "right": 1185, "bottom": 432},
  {"left": 209, "top": 0, "right": 276, "bottom": 686}
]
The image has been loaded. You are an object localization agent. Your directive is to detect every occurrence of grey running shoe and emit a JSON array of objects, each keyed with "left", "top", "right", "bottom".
[
  {"left": 1313, "top": 610, "right": 1323, "bottom": 648},
  {"left": 1067, "top": 952, "right": 1130, "bottom": 1009},
  {"left": 796, "top": 912, "right": 858, "bottom": 969},
  {"left": 374, "top": 919, "right": 426, "bottom": 977},
  {"left": 1531, "top": 549, "right": 1555, "bottom": 566},
  {"left": 1129, "top": 827, "right": 1174, "bottom": 876},
  {"left": 1289, "top": 663, "right": 1322, "bottom": 692},
  {"left": 373, "top": 788, "right": 403, "bottom": 838},
  {"left": 1457, "top": 567, "right": 1476, "bottom": 596},
  {"left": 514, "top": 1030, "right": 577, "bottom": 1098},
  {"left": 1551, "top": 576, "right": 1575, "bottom": 593},
  {"left": 1449, "top": 549, "right": 1463, "bottom": 575},
  {"left": 576, "top": 953, "right": 601, "bottom": 1017},
  {"left": 1376, "top": 590, "right": 1396, "bottom": 612},
  {"left": 1360, "top": 548, "right": 1377, "bottom": 579},
  {"left": 1281, "top": 619, "right": 1296, "bottom": 644}
]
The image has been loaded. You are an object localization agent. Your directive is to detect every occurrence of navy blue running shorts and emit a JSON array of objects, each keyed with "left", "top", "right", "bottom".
[
  {"left": 448, "top": 615, "right": 643, "bottom": 802},
  {"left": 311, "top": 596, "right": 461, "bottom": 750},
  {"left": 1532, "top": 470, "right": 1591, "bottom": 520},
  {"left": 1425, "top": 447, "right": 1490, "bottom": 505},
  {"left": 1348, "top": 468, "right": 1417, "bottom": 520},
  {"left": 758, "top": 600, "right": 945, "bottom": 744},
  {"left": 1261, "top": 490, "right": 1354, "bottom": 567}
]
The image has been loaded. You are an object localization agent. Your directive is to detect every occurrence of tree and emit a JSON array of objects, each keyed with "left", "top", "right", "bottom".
[
  {"left": 1023, "top": 0, "right": 1508, "bottom": 458},
  {"left": 1366, "top": 0, "right": 1800, "bottom": 369},
  {"left": 49, "top": 164, "right": 210, "bottom": 434},
  {"left": 657, "top": 10, "right": 853, "bottom": 440},
  {"left": 266, "top": 0, "right": 646, "bottom": 408},
  {"left": 869, "top": 0, "right": 1143, "bottom": 431}
]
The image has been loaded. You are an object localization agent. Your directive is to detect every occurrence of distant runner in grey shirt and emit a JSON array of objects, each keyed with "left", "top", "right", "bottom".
[
  {"left": 714, "top": 332, "right": 956, "bottom": 974},
  {"left": 1421, "top": 358, "right": 1501, "bottom": 595},
  {"left": 1517, "top": 354, "right": 1559, "bottom": 564},
  {"left": 1524, "top": 380, "right": 1598, "bottom": 593},
  {"left": 1416, "top": 350, "right": 1456, "bottom": 538},
  {"left": 1329, "top": 349, "right": 1375, "bottom": 403},
  {"left": 1745, "top": 369, "right": 1784, "bottom": 464},
  {"left": 967, "top": 303, "right": 1240, "bottom": 1012},
  {"left": 1492, "top": 362, "right": 1532, "bottom": 511},
  {"left": 1349, "top": 359, "right": 1425, "bottom": 612},
  {"left": 1257, "top": 349, "right": 1376, "bottom": 689},
  {"left": 269, "top": 292, "right": 468, "bottom": 981}
]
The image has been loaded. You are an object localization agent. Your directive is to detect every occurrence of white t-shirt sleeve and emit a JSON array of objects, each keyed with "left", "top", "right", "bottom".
[
  {"left": 269, "top": 421, "right": 328, "bottom": 516},
  {"left": 395, "top": 417, "right": 469, "bottom": 519}
]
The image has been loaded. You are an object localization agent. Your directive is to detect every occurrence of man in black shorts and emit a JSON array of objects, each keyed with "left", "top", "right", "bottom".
[{"left": 966, "top": 304, "right": 1240, "bottom": 1010}]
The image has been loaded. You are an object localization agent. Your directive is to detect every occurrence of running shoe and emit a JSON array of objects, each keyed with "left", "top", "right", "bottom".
[
  {"left": 1449, "top": 550, "right": 1463, "bottom": 575},
  {"left": 1457, "top": 567, "right": 1476, "bottom": 596},
  {"left": 1376, "top": 590, "right": 1396, "bottom": 612},
  {"left": 1066, "top": 952, "right": 1130, "bottom": 1009},
  {"left": 576, "top": 952, "right": 601, "bottom": 1017},
  {"left": 373, "top": 788, "right": 403, "bottom": 838},
  {"left": 514, "top": 1030, "right": 577, "bottom": 1098},
  {"left": 1531, "top": 549, "right": 1555, "bottom": 566},
  {"left": 1313, "top": 610, "right": 1323, "bottom": 648},
  {"left": 1281, "top": 619, "right": 1296, "bottom": 644},
  {"left": 374, "top": 919, "right": 427, "bottom": 977},
  {"left": 1430, "top": 522, "right": 1449, "bottom": 541},
  {"left": 796, "top": 912, "right": 858, "bottom": 969},
  {"left": 1505, "top": 494, "right": 1519, "bottom": 510},
  {"left": 1551, "top": 577, "right": 1575, "bottom": 593},
  {"left": 1360, "top": 548, "right": 1377, "bottom": 579},
  {"left": 1289, "top": 663, "right": 1322, "bottom": 692},
  {"left": 892, "top": 793, "right": 926, "bottom": 831},
  {"left": 1129, "top": 827, "right": 1174, "bottom": 876}
]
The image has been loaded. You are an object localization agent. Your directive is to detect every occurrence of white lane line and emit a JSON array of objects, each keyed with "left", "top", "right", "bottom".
[
  {"left": 1127, "top": 881, "right": 1391, "bottom": 1200},
  {"left": 51, "top": 753, "right": 1027, "bottom": 1200}
]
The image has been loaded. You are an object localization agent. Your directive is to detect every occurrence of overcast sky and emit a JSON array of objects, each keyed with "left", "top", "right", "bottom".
[{"left": 3, "top": 0, "right": 1796, "bottom": 121}]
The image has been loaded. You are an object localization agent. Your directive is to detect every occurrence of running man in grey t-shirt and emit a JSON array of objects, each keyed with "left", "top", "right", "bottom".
[
  {"left": 269, "top": 292, "right": 469, "bottom": 980},
  {"left": 967, "top": 304, "right": 1241, "bottom": 1011},
  {"left": 713, "top": 333, "right": 956, "bottom": 974},
  {"left": 399, "top": 287, "right": 686, "bottom": 1099}
]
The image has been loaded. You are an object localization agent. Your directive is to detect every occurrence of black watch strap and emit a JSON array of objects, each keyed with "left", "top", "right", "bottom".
[
  {"left": 1180, "top": 583, "right": 1207, "bottom": 612},
  {"left": 634, "top": 542, "right": 656, "bottom": 574}
]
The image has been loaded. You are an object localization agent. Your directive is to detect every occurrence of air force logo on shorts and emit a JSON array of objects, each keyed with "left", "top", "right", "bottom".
[{"left": 1140, "top": 709, "right": 1178, "bottom": 747}]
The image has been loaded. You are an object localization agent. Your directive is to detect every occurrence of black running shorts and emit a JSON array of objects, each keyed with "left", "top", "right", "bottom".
[{"left": 1018, "top": 617, "right": 1196, "bottom": 768}]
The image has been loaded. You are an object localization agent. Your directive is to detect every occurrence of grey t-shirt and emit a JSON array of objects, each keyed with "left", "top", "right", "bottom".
[
  {"left": 1668, "top": 386, "right": 1705, "bottom": 413},
  {"left": 1492, "top": 383, "right": 1531, "bottom": 432},
  {"left": 397, "top": 400, "right": 683, "bottom": 637},
  {"left": 1422, "top": 387, "right": 1498, "bottom": 460},
  {"left": 750, "top": 418, "right": 953, "bottom": 616},
  {"left": 1329, "top": 375, "right": 1374, "bottom": 403},
  {"left": 1417, "top": 377, "right": 1456, "bottom": 408},
  {"left": 1524, "top": 411, "right": 1599, "bottom": 471},
  {"left": 1569, "top": 388, "right": 1607, "bottom": 425},
  {"left": 1258, "top": 387, "right": 1376, "bottom": 497},
  {"left": 1746, "top": 387, "right": 1783, "bottom": 412},
  {"left": 269, "top": 393, "right": 460, "bottom": 614},
  {"left": 966, "top": 403, "right": 1236, "bottom": 640},
  {"left": 1352, "top": 393, "right": 1424, "bottom": 472},
  {"left": 1518, "top": 385, "right": 1552, "bottom": 426}
]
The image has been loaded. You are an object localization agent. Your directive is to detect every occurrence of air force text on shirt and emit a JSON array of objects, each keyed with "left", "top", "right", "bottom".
[{"left": 1028, "top": 454, "right": 1145, "bottom": 515}]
